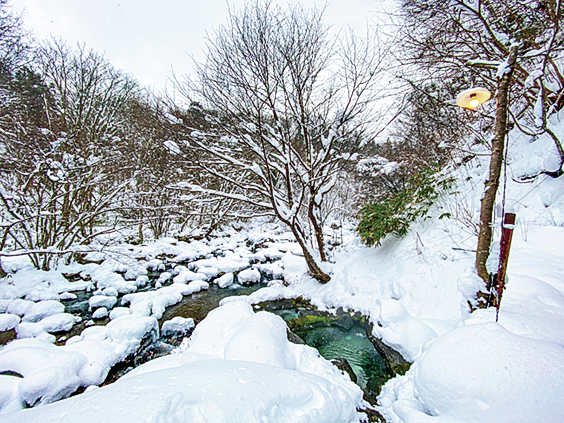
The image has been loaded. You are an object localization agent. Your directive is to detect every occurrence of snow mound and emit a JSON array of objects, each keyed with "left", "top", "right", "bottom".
[
  {"left": 394, "top": 323, "right": 564, "bottom": 423},
  {"left": 4, "top": 300, "right": 365, "bottom": 423}
]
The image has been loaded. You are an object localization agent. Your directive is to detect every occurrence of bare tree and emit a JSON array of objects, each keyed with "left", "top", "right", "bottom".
[
  {"left": 173, "top": 1, "right": 389, "bottom": 282},
  {"left": 0, "top": 39, "right": 138, "bottom": 270}
]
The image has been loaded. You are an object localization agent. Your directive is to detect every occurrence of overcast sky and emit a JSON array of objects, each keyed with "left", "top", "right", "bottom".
[{"left": 11, "top": 0, "right": 393, "bottom": 91}]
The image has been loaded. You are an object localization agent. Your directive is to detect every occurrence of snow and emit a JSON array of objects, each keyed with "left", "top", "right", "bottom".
[
  {"left": 237, "top": 267, "right": 261, "bottom": 284},
  {"left": 0, "top": 314, "right": 20, "bottom": 331},
  {"left": 88, "top": 295, "right": 117, "bottom": 310},
  {"left": 404, "top": 323, "right": 564, "bottom": 423},
  {"left": 3, "top": 114, "right": 564, "bottom": 423},
  {"left": 216, "top": 272, "right": 234, "bottom": 288},
  {"left": 22, "top": 300, "right": 65, "bottom": 323},
  {"left": 5, "top": 301, "right": 365, "bottom": 423},
  {"left": 92, "top": 307, "right": 108, "bottom": 319},
  {"left": 161, "top": 316, "right": 195, "bottom": 336}
]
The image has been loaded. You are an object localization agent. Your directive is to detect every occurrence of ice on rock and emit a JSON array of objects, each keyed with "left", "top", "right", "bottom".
[
  {"left": 0, "top": 314, "right": 20, "bottom": 331},
  {"left": 237, "top": 268, "right": 261, "bottom": 284},
  {"left": 92, "top": 308, "right": 108, "bottom": 319},
  {"left": 216, "top": 272, "right": 234, "bottom": 288},
  {"left": 22, "top": 301, "right": 65, "bottom": 323},
  {"left": 88, "top": 296, "right": 117, "bottom": 311},
  {"left": 162, "top": 316, "right": 195, "bottom": 336}
]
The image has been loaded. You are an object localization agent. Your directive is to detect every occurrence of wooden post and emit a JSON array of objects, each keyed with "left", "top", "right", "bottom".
[{"left": 494, "top": 212, "right": 516, "bottom": 319}]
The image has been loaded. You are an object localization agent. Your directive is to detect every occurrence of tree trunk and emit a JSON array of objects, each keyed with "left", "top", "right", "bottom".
[
  {"left": 290, "top": 226, "right": 331, "bottom": 283},
  {"left": 476, "top": 45, "right": 518, "bottom": 283},
  {"left": 308, "top": 201, "right": 327, "bottom": 262}
]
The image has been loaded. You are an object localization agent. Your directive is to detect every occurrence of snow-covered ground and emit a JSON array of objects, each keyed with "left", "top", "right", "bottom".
[{"left": 2, "top": 113, "right": 564, "bottom": 421}]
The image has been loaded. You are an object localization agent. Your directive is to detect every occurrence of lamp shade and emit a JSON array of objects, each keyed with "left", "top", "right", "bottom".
[{"left": 456, "top": 87, "right": 491, "bottom": 109}]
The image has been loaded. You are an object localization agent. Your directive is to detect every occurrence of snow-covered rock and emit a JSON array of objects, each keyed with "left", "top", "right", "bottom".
[
  {"left": 92, "top": 308, "right": 108, "bottom": 319},
  {"left": 88, "top": 296, "right": 117, "bottom": 311},
  {"left": 216, "top": 272, "right": 234, "bottom": 288},
  {"left": 237, "top": 268, "right": 261, "bottom": 284},
  {"left": 161, "top": 316, "right": 195, "bottom": 336},
  {"left": 0, "top": 314, "right": 20, "bottom": 332},
  {"left": 23, "top": 301, "right": 65, "bottom": 323}
]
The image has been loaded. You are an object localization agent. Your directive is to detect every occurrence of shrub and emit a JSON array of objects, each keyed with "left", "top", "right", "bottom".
[{"left": 357, "top": 164, "right": 452, "bottom": 246}]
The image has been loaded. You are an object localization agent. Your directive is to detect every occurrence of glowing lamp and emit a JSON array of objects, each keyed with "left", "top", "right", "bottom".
[{"left": 456, "top": 87, "right": 491, "bottom": 109}]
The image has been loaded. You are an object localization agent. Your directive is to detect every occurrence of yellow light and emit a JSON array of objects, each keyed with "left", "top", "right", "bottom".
[
  {"left": 469, "top": 98, "right": 481, "bottom": 108},
  {"left": 456, "top": 87, "right": 491, "bottom": 110}
]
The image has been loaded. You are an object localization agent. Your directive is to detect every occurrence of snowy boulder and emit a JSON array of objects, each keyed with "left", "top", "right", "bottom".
[
  {"left": 172, "top": 268, "right": 208, "bottom": 284},
  {"left": 93, "top": 272, "right": 136, "bottom": 294},
  {"left": 88, "top": 296, "right": 117, "bottom": 311},
  {"left": 237, "top": 268, "right": 261, "bottom": 284},
  {"left": 58, "top": 292, "right": 77, "bottom": 301},
  {"left": 400, "top": 323, "right": 564, "bottom": 423},
  {"left": 216, "top": 272, "right": 234, "bottom": 288},
  {"left": 224, "top": 311, "right": 296, "bottom": 369},
  {"left": 161, "top": 317, "right": 195, "bottom": 337},
  {"left": 109, "top": 307, "right": 130, "bottom": 320},
  {"left": 106, "top": 315, "right": 159, "bottom": 360},
  {"left": 18, "top": 365, "right": 81, "bottom": 407},
  {"left": 15, "top": 322, "right": 55, "bottom": 342},
  {"left": 92, "top": 308, "right": 108, "bottom": 319},
  {"left": 0, "top": 314, "right": 20, "bottom": 332},
  {"left": 0, "top": 339, "right": 87, "bottom": 407},
  {"left": 37, "top": 313, "right": 76, "bottom": 333},
  {"left": 6, "top": 300, "right": 34, "bottom": 317},
  {"left": 134, "top": 275, "right": 148, "bottom": 288},
  {"left": 100, "top": 287, "right": 118, "bottom": 297},
  {"left": 188, "top": 301, "right": 255, "bottom": 357},
  {"left": 198, "top": 267, "right": 219, "bottom": 278},
  {"left": 62, "top": 339, "right": 117, "bottom": 386},
  {"left": 214, "top": 256, "right": 251, "bottom": 273},
  {"left": 22, "top": 301, "right": 65, "bottom": 323},
  {"left": 372, "top": 299, "right": 437, "bottom": 362}
]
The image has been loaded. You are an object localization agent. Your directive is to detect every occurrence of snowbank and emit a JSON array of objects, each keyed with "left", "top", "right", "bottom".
[{"left": 5, "top": 301, "right": 366, "bottom": 423}]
